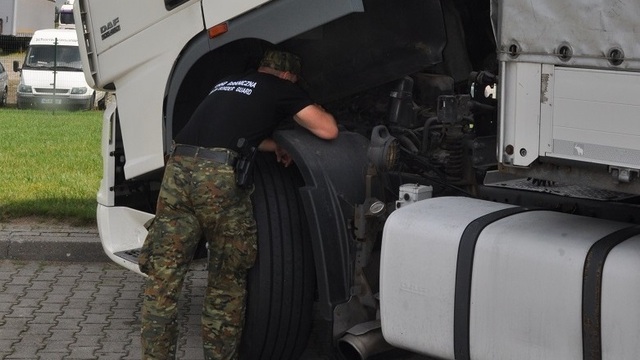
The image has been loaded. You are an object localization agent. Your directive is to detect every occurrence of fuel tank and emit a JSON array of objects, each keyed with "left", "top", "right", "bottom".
[{"left": 380, "top": 196, "right": 640, "bottom": 360}]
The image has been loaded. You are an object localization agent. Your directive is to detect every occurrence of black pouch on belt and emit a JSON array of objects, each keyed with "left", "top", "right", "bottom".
[{"left": 235, "top": 138, "right": 257, "bottom": 189}]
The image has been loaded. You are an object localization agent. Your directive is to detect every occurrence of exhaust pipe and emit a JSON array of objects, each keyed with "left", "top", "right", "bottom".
[{"left": 337, "top": 320, "right": 395, "bottom": 360}]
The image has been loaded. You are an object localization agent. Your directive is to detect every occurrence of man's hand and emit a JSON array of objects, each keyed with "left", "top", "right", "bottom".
[
  {"left": 275, "top": 145, "right": 293, "bottom": 167},
  {"left": 258, "top": 138, "right": 293, "bottom": 167}
]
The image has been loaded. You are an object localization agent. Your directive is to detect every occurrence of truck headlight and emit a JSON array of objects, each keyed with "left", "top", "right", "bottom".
[
  {"left": 71, "top": 87, "right": 88, "bottom": 94},
  {"left": 17, "top": 84, "right": 32, "bottom": 93}
]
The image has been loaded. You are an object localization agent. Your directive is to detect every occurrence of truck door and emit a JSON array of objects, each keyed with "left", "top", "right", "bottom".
[{"left": 75, "top": 0, "right": 204, "bottom": 179}]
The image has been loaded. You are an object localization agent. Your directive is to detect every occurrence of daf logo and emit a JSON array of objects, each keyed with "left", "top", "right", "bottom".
[{"left": 100, "top": 18, "right": 121, "bottom": 40}]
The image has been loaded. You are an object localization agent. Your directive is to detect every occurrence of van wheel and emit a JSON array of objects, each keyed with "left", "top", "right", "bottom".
[
  {"left": 0, "top": 87, "right": 6, "bottom": 107},
  {"left": 241, "top": 153, "right": 316, "bottom": 360}
]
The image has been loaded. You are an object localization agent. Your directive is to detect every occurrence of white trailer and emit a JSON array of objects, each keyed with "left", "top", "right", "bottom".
[
  {"left": 0, "top": 0, "right": 55, "bottom": 51},
  {"left": 0, "top": 0, "right": 55, "bottom": 36}
]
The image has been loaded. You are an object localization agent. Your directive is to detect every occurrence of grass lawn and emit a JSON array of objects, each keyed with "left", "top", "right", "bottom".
[{"left": 0, "top": 109, "right": 102, "bottom": 224}]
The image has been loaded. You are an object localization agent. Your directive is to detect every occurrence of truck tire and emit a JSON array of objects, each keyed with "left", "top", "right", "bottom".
[{"left": 241, "top": 153, "right": 316, "bottom": 360}]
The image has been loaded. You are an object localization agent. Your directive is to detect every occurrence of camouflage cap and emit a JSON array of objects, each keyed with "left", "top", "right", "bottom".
[{"left": 259, "top": 50, "right": 302, "bottom": 76}]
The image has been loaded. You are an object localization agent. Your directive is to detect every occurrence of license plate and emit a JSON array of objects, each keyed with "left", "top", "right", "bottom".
[{"left": 41, "top": 98, "right": 62, "bottom": 104}]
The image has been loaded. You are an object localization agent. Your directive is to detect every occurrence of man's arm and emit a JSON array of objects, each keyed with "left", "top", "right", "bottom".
[
  {"left": 258, "top": 138, "right": 277, "bottom": 152},
  {"left": 293, "top": 104, "right": 339, "bottom": 140},
  {"left": 258, "top": 104, "right": 338, "bottom": 167}
]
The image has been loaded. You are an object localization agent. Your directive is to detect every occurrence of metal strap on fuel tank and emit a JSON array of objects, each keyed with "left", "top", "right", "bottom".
[
  {"left": 453, "top": 206, "right": 534, "bottom": 360},
  {"left": 582, "top": 225, "right": 640, "bottom": 360}
]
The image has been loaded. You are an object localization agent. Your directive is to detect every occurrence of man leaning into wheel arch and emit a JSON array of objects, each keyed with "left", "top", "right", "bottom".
[{"left": 137, "top": 49, "right": 339, "bottom": 360}]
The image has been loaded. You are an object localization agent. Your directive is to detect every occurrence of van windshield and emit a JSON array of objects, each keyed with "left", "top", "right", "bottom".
[{"left": 24, "top": 45, "right": 82, "bottom": 71}]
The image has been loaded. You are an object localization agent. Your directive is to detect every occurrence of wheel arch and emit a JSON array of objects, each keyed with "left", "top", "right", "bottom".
[
  {"left": 163, "top": 0, "right": 363, "bottom": 155},
  {"left": 274, "top": 129, "right": 370, "bottom": 320}
]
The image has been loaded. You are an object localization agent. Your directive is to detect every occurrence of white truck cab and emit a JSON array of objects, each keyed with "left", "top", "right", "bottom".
[{"left": 13, "top": 28, "right": 100, "bottom": 110}]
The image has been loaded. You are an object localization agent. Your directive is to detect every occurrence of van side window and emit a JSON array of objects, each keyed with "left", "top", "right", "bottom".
[{"left": 165, "top": 0, "right": 188, "bottom": 10}]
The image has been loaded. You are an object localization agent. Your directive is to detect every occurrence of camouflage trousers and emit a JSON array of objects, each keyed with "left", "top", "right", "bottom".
[{"left": 138, "top": 152, "right": 258, "bottom": 360}]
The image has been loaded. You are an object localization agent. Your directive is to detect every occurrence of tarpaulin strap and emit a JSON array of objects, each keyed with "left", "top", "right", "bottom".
[
  {"left": 582, "top": 225, "right": 640, "bottom": 360},
  {"left": 453, "top": 206, "right": 534, "bottom": 360}
]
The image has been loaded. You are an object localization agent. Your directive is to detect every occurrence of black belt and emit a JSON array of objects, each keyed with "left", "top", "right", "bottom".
[{"left": 172, "top": 145, "right": 238, "bottom": 166}]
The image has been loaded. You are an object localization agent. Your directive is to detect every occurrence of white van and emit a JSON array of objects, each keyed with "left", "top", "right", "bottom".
[{"left": 13, "top": 28, "right": 101, "bottom": 110}]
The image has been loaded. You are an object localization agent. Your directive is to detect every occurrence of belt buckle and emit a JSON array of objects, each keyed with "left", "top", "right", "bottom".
[
  {"left": 211, "top": 148, "right": 231, "bottom": 164},
  {"left": 223, "top": 150, "right": 232, "bottom": 163}
]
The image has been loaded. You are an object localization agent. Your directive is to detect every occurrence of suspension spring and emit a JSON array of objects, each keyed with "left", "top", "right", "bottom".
[{"left": 441, "top": 126, "right": 465, "bottom": 181}]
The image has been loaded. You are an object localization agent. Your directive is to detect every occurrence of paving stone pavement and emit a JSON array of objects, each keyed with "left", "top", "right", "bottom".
[
  {"left": 0, "top": 221, "right": 223, "bottom": 359},
  {"left": 0, "top": 259, "right": 210, "bottom": 360},
  {"left": 0, "top": 221, "right": 427, "bottom": 360},
  {"left": 0, "top": 222, "right": 327, "bottom": 359}
]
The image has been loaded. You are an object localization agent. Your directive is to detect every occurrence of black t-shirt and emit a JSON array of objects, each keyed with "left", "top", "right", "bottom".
[{"left": 175, "top": 71, "right": 314, "bottom": 151}]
